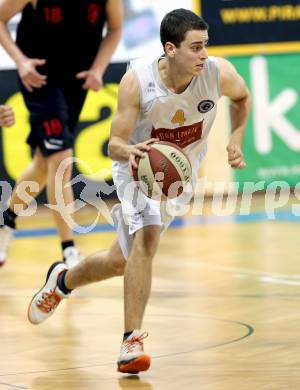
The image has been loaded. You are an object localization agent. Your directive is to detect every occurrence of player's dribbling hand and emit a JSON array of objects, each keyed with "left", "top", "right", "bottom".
[
  {"left": 76, "top": 69, "right": 103, "bottom": 91},
  {"left": 129, "top": 138, "right": 159, "bottom": 170},
  {"left": 17, "top": 58, "right": 47, "bottom": 92},
  {"left": 0, "top": 105, "right": 15, "bottom": 128},
  {"left": 226, "top": 144, "right": 246, "bottom": 169}
]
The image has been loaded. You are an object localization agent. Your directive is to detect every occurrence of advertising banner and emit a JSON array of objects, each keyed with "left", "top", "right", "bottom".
[
  {"left": 200, "top": 0, "right": 300, "bottom": 55},
  {"left": 230, "top": 53, "right": 300, "bottom": 187}
]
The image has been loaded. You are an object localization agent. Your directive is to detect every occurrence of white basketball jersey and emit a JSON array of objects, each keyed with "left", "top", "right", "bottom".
[{"left": 113, "top": 56, "right": 221, "bottom": 183}]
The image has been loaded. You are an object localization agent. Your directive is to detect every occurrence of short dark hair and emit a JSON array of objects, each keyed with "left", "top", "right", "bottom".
[{"left": 160, "top": 8, "right": 208, "bottom": 50}]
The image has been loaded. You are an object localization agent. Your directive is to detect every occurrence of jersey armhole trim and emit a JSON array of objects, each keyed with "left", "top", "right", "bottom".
[
  {"left": 214, "top": 58, "right": 221, "bottom": 99},
  {"left": 131, "top": 68, "right": 143, "bottom": 110}
]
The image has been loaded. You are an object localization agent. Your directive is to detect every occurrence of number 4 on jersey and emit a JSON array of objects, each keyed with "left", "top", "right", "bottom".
[{"left": 171, "top": 110, "right": 186, "bottom": 126}]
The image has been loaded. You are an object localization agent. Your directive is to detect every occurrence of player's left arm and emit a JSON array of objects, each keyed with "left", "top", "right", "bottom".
[
  {"left": 76, "top": 0, "right": 123, "bottom": 91},
  {"left": 218, "top": 57, "right": 251, "bottom": 169}
]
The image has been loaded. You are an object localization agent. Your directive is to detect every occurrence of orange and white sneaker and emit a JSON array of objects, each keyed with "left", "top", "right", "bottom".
[
  {"left": 0, "top": 225, "right": 14, "bottom": 267},
  {"left": 117, "top": 330, "right": 151, "bottom": 374},
  {"left": 28, "top": 261, "right": 69, "bottom": 324}
]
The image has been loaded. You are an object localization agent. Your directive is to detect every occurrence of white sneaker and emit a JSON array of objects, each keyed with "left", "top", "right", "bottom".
[
  {"left": 63, "top": 246, "right": 80, "bottom": 268},
  {"left": 28, "top": 261, "right": 69, "bottom": 324},
  {"left": 0, "top": 225, "right": 14, "bottom": 267},
  {"left": 117, "top": 330, "right": 151, "bottom": 374}
]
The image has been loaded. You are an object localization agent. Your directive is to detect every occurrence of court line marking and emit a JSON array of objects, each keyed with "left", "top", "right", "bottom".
[
  {"left": 259, "top": 276, "right": 300, "bottom": 286},
  {"left": 0, "top": 382, "right": 28, "bottom": 389},
  {"left": 160, "top": 257, "right": 300, "bottom": 281},
  {"left": 153, "top": 316, "right": 253, "bottom": 360},
  {"left": 160, "top": 256, "right": 300, "bottom": 298},
  {"left": 0, "top": 315, "right": 253, "bottom": 378}
]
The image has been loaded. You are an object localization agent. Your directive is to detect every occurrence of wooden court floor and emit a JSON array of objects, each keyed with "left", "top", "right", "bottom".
[{"left": 1, "top": 196, "right": 300, "bottom": 390}]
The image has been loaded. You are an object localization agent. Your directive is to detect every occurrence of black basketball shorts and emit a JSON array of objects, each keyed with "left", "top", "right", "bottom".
[{"left": 20, "top": 81, "right": 87, "bottom": 156}]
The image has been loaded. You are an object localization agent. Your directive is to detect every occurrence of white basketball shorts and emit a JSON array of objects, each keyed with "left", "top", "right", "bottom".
[{"left": 111, "top": 161, "right": 194, "bottom": 259}]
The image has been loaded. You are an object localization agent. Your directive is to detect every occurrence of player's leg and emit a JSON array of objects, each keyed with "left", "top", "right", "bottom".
[
  {"left": 117, "top": 224, "right": 160, "bottom": 374},
  {"left": 50, "top": 80, "right": 87, "bottom": 266},
  {"left": 25, "top": 83, "right": 80, "bottom": 266},
  {"left": 111, "top": 168, "right": 164, "bottom": 373},
  {"left": 27, "top": 238, "right": 126, "bottom": 324},
  {"left": 45, "top": 147, "right": 77, "bottom": 263},
  {"left": 0, "top": 76, "right": 60, "bottom": 266},
  {"left": 64, "top": 238, "right": 126, "bottom": 288},
  {"left": 0, "top": 146, "right": 48, "bottom": 266},
  {"left": 10, "top": 147, "right": 48, "bottom": 209},
  {"left": 124, "top": 225, "right": 160, "bottom": 331}
]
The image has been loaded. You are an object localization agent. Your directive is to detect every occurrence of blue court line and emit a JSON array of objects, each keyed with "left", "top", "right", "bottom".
[
  {"left": 14, "top": 224, "right": 115, "bottom": 238},
  {"left": 12, "top": 209, "right": 300, "bottom": 239}
]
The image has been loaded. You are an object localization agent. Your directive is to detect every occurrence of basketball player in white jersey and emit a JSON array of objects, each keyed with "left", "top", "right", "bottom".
[{"left": 27, "top": 9, "right": 250, "bottom": 374}]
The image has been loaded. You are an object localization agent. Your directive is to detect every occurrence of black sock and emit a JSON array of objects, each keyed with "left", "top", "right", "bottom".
[
  {"left": 61, "top": 240, "right": 75, "bottom": 252},
  {"left": 123, "top": 331, "right": 133, "bottom": 340},
  {"left": 2, "top": 208, "right": 17, "bottom": 229},
  {"left": 57, "top": 270, "right": 72, "bottom": 294}
]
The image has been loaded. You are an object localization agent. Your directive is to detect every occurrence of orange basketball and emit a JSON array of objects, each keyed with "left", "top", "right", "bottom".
[{"left": 132, "top": 141, "right": 192, "bottom": 199}]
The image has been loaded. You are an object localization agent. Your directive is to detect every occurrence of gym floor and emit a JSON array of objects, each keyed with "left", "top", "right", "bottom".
[{"left": 1, "top": 195, "right": 299, "bottom": 390}]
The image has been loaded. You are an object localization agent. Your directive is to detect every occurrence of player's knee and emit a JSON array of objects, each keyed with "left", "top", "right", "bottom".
[
  {"left": 111, "top": 256, "right": 126, "bottom": 276},
  {"left": 106, "top": 250, "right": 125, "bottom": 276},
  {"left": 135, "top": 226, "right": 160, "bottom": 259},
  {"left": 48, "top": 149, "right": 72, "bottom": 165},
  {"left": 47, "top": 149, "right": 73, "bottom": 176}
]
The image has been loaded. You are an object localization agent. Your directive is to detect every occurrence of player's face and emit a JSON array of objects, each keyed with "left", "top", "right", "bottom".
[{"left": 175, "top": 29, "right": 209, "bottom": 76}]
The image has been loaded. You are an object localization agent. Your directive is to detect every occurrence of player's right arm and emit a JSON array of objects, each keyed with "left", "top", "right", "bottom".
[
  {"left": 0, "top": 0, "right": 47, "bottom": 92},
  {"left": 108, "top": 70, "right": 158, "bottom": 169}
]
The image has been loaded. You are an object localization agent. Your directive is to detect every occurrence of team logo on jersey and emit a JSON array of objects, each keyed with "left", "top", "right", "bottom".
[
  {"left": 88, "top": 4, "right": 101, "bottom": 24},
  {"left": 147, "top": 82, "right": 155, "bottom": 93},
  {"left": 151, "top": 120, "right": 203, "bottom": 149},
  {"left": 197, "top": 100, "right": 215, "bottom": 113}
]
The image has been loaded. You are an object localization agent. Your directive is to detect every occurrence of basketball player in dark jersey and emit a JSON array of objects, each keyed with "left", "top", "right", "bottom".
[{"left": 0, "top": 0, "right": 123, "bottom": 267}]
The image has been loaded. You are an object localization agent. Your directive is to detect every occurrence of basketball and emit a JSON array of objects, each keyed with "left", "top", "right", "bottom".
[{"left": 132, "top": 141, "right": 192, "bottom": 199}]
